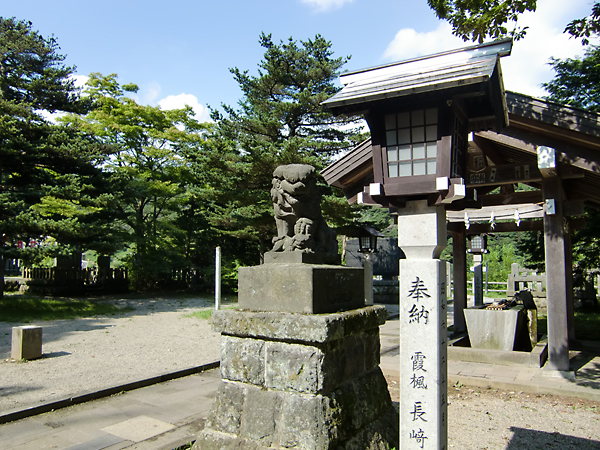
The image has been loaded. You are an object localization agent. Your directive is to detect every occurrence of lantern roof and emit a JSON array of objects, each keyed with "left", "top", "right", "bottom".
[{"left": 323, "top": 38, "right": 512, "bottom": 130}]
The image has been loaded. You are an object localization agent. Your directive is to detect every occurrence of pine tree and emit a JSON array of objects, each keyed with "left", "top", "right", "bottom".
[
  {"left": 207, "top": 33, "right": 365, "bottom": 257},
  {"left": 0, "top": 18, "right": 116, "bottom": 295}
]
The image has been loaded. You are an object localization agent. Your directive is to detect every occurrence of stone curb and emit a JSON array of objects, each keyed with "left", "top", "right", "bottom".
[
  {"left": 450, "top": 373, "right": 600, "bottom": 402},
  {"left": 0, "top": 361, "right": 220, "bottom": 425}
]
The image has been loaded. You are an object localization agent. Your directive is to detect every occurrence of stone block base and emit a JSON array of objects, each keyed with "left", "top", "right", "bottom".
[
  {"left": 238, "top": 264, "right": 364, "bottom": 313},
  {"left": 195, "top": 307, "right": 398, "bottom": 450},
  {"left": 11, "top": 326, "right": 42, "bottom": 360}
]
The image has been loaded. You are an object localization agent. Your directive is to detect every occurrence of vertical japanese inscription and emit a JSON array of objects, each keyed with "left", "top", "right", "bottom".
[
  {"left": 408, "top": 277, "right": 431, "bottom": 300},
  {"left": 408, "top": 277, "right": 431, "bottom": 325},
  {"left": 410, "top": 428, "right": 428, "bottom": 448},
  {"left": 401, "top": 262, "right": 447, "bottom": 450},
  {"left": 405, "top": 276, "right": 432, "bottom": 447}
]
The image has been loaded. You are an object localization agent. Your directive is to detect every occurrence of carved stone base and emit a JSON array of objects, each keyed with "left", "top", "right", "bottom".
[{"left": 194, "top": 307, "right": 399, "bottom": 450}]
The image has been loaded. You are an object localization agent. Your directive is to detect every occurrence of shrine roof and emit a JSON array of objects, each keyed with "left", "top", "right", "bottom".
[
  {"left": 323, "top": 91, "right": 600, "bottom": 209},
  {"left": 322, "top": 39, "right": 512, "bottom": 110}
]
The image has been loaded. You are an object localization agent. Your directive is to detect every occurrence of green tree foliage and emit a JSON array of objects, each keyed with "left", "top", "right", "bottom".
[
  {"left": 543, "top": 46, "right": 600, "bottom": 112},
  {"left": 565, "top": 2, "right": 600, "bottom": 45},
  {"left": 0, "top": 17, "right": 86, "bottom": 112},
  {"left": 61, "top": 73, "right": 210, "bottom": 289},
  {"left": 428, "top": 1, "right": 600, "bottom": 44},
  {"left": 427, "top": 0, "right": 536, "bottom": 43},
  {"left": 485, "top": 233, "right": 527, "bottom": 282},
  {"left": 355, "top": 207, "right": 396, "bottom": 237},
  {"left": 572, "top": 209, "right": 600, "bottom": 275},
  {"left": 0, "top": 18, "right": 118, "bottom": 291},
  {"left": 517, "top": 208, "right": 600, "bottom": 285},
  {"left": 207, "top": 33, "right": 366, "bottom": 256}
]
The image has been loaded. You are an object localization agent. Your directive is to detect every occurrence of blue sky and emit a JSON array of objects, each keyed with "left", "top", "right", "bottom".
[{"left": 4, "top": 0, "right": 596, "bottom": 122}]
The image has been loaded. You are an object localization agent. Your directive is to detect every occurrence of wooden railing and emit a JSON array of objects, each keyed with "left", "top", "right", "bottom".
[{"left": 22, "top": 267, "right": 128, "bottom": 285}]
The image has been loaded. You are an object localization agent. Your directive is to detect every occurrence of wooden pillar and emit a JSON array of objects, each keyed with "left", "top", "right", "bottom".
[
  {"left": 452, "top": 225, "right": 467, "bottom": 334},
  {"left": 542, "top": 176, "right": 570, "bottom": 371},
  {"left": 564, "top": 222, "right": 575, "bottom": 342}
]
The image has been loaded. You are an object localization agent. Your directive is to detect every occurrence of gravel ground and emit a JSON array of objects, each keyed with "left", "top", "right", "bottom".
[
  {"left": 386, "top": 374, "right": 600, "bottom": 449},
  {"left": 0, "top": 295, "right": 222, "bottom": 413},
  {"left": 2, "top": 295, "right": 600, "bottom": 449}
]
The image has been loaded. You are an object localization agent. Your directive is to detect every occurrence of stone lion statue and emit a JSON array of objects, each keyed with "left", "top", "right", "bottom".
[{"left": 270, "top": 164, "right": 337, "bottom": 254}]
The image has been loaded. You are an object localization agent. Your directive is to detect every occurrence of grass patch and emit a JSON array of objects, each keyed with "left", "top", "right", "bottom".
[
  {"left": 172, "top": 442, "right": 194, "bottom": 450},
  {"left": 0, "top": 296, "right": 134, "bottom": 323},
  {"left": 538, "top": 311, "right": 600, "bottom": 341},
  {"left": 184, "top": 305, "right": 238, "bottom": 321}
]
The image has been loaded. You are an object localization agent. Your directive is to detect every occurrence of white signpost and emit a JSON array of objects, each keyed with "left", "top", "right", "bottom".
[{"left": 398, "top": 200, "right": 448, "bottom": 450}]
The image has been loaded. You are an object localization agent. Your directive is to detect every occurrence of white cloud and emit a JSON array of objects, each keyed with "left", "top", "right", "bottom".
[
  {"left": 129, "top": 81, "right": 162, "bottom": 105},
  {"left": 158, "top": 93, "right": 212, "bottom": 122},
  {"left": 382, "top": 0, "right": 596, "bottom": 98},
  {"left": 500, "top": 0, "right": 595, "bottom": 97},
  {"left": 383, "top": 22, "right": 464, "bottom": 62},
  {"left": 71, "top": 74, "right": 90, "bottom": 89},
  {"left": 300, "top": 0, "right": 353, "bottom": 12},
  {"left": 141, "top": 81, "right": 162, "bottom": 105}
]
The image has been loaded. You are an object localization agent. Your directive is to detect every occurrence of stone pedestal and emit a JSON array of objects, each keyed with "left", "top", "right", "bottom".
[
  {"left": 195, "top": 307, "right": 399, "bottom": 450},
  {"left": 238, "top": 262, "right": 364, "bottom": 314},
  {"left": 11, "top": 326, "right": 42, "bottom": 360}
]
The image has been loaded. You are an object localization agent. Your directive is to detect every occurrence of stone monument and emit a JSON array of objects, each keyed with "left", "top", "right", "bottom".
[
  {"left": 398, "top": 200, "right": 448, "bottom": 450},
  {"left": 195, "top": 164, "right": 399, "bottom": 450}
]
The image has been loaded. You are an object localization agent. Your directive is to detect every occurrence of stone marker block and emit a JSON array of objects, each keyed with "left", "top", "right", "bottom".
[
  {"left": 464, "top": 307, "right": 525, "bottom": 351},
  {"left": 238, "top": 263, "right": 364, "bottom": 313},
  {"left": 11, "top": 326, "right": 42, "bottom": 360}
]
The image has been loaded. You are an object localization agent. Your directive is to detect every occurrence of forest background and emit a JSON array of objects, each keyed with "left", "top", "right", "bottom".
[{"left": 2, "top": 1, "right": 600, "bottom": 296}]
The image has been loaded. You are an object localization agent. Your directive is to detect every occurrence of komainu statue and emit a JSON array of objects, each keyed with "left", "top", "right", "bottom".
[{"left": 270, "top": 164, "right": 337, "bottom": 254}]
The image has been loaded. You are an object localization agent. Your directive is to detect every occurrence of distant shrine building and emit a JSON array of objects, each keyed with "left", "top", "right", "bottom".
[{"left": 322, "top": 38, "right": 600, "bottom": 374}]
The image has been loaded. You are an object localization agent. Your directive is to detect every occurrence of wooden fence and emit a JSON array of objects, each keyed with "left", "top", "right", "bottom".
[
  {"left": 22, "top": 267, "right": 128, "bottom": 295},
  {"left": 22, "top": 267, "right": 128, "bottom": 284}
]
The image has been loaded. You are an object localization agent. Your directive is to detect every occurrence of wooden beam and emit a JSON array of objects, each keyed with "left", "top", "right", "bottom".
[
  {"left": 443, "top": 197, "right": 482, "bottom": 211},
  {"left": 448, "top": 220, "right": 543, "bottom": 234},
  {"left": 467, "top": 162, "right": 542, "bottom": 187},
  {"left": 447, "top": 204, "right": 544, "bottom": 223},
  {"left": 480, "top": 191, "right": 543, "bottom": 206},
  {"left": 508, "top": 111, "right": 600, "bottom": 148},
  {"left": 472, "top": 134, "right": 507, "bottom": 165},
  {"left": 447, "top": 217, "right": 585, "bottom": 234},
  {"left": 477, "top": 129, "right": 600, "bottom": 175}
]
